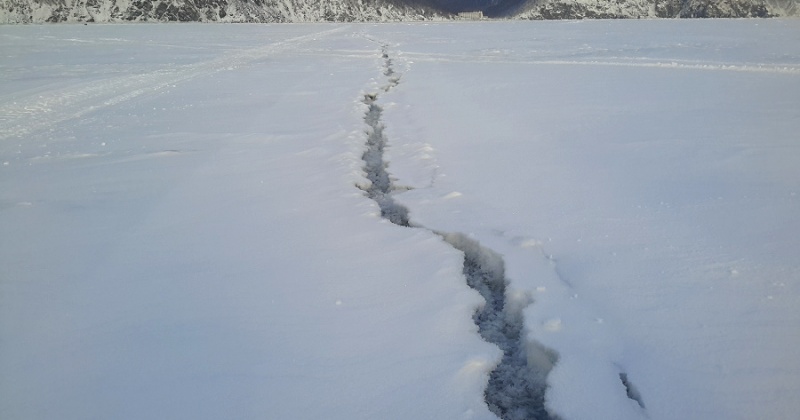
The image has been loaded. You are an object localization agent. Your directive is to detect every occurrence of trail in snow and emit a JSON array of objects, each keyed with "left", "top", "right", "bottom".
[
  {"left": 357, "top": 42, "right": 556, "bottom": 420},
  {"left": 0, "top": 27, "right": 346, "bottom": 141},
  {"left": 399, "top": 52, "right": 800, "bottom": 75}
]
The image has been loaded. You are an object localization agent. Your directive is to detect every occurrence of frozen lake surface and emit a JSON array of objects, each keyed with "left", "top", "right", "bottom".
[{"left": 1, "top": 20, "right": 799, "bottom": 420}]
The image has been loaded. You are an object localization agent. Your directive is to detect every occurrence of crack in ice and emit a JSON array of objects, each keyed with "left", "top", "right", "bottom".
[
  {"left": 440, "top": 233, "right": 557, "bottom": 420},
  {"left": 620, "top": 372, "right": 646, "bottom": 409},
  {"left": 360, "top": 92, "right": 411, "bottom": 226},
  {"left": 357, "top": 43, "right": 557, "bottom": 420}
]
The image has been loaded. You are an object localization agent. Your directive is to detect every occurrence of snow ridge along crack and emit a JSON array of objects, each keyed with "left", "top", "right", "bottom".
[{"left": 357, "top": 44, "right": 556, "bottom": 420}]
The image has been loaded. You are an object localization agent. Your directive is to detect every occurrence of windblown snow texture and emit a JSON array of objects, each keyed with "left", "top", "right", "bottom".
[{"left": 358, "top": 43, "right": 556, "bottom": 420}]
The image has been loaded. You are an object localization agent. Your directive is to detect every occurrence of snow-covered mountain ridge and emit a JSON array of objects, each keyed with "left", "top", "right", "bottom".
[
  {"left": 508, "top": 0, "right": 798, "bottom": 19},
  {"left": 0, "top": 0, "right": 445, "bottom": 23},
  {"left": 1, "top": 0, "right": 797, "bottom": 22}
]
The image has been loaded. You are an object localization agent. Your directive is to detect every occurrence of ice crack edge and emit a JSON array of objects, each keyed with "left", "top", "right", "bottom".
[
  {"left": 360, "top": 92, "right": 410, "bottom": 226},
  {"left": 357, "top": 44, "right": 557, "bottom": 420},
  {"left": 441, "top": 233, "right": 558, "bottom": 420}
]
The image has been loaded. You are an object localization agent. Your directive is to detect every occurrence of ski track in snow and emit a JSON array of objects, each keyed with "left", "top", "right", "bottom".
[
  {"left": 0, "top": 26, "right": 346, "bottom": 141},
  {"left": 357, "top": 41, "right": 559, "bottom": 420},
  {"left": 401, "top": 52, "right": 800, "bottom": 75}
]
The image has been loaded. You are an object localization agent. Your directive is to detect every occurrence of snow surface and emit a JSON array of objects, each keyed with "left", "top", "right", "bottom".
[{"left": 1, "top": 20, "right": 799, "bottom": 420}]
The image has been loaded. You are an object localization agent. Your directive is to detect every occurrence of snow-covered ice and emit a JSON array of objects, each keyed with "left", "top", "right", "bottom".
[{"left": 1, "top": 20, "right": 799, "bottom": 420}]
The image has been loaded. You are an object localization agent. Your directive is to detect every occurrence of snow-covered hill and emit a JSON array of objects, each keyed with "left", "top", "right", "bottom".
[
  {"left": 508, "top": 0, "right": 799, "bottom": 19},
  {"left": 0, "top": 0, "right": 446, "bottom": 23},
  {"left": 1, "top": 0, "right": 798, "bottom": 22}
]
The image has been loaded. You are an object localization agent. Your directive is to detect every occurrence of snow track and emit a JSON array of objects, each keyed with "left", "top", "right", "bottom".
[
  {"left": 358, "top": 42, "right": 556, "bottom": 420},
  {"left": 0, "top": 26, "right": 346, "bottom": 141},
  {"left": 400, "top": 52, "right": 800, "bottom": 75}
]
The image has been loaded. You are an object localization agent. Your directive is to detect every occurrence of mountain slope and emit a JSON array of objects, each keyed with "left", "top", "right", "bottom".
[
  {"left": 1, "top": 1, "right": 798, "bottom": 37},
  {"left": 0, "top": 0, "right": 446, "bottom": 23},
  {"left": 507, "top": 0, "right": 798, "bottom": 19}
]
